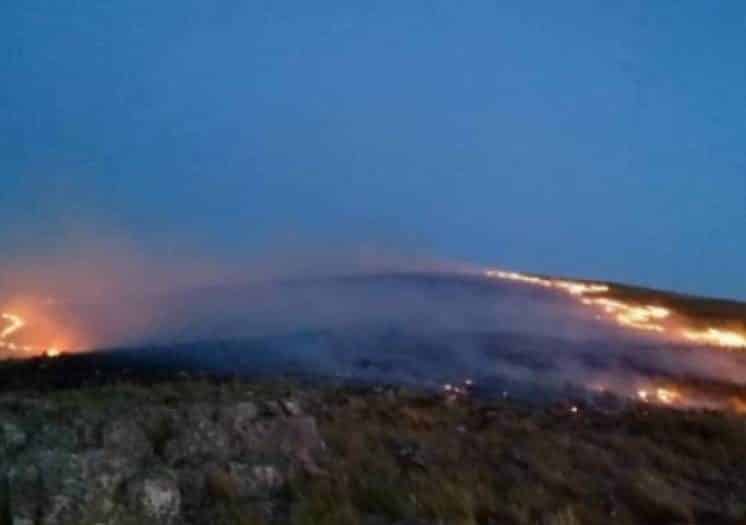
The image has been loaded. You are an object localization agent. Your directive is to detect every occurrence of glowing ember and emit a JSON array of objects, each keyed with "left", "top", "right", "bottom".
[
  {"left": 486, "top": 269, "right": 746, "bottom": 350},
  {"left": 637, "top": 387, "right": 681, "bottom": 405},
  {"left": 1, "top": 312, "right": 65, "bottom": 357},
  {"left": 485, "top": 271, "right": 554, "bottom": 288},
  {"left": 656, "top": 388, "right": 680, "bottom": 404},
  {"left": 682, "top": 328, "right": 746, "bottom": 349},
  {"left": 554, "top": 281, "right": 610, "bottom": 296},
  {"left": 583, "top": 298, "right": 669, "bottom": 333},
  {"left": 442, "top": 379, "right": 473, "bottom": 397},
  {"left": 0, "top": 314, "right": 24, "bottom": 341}
]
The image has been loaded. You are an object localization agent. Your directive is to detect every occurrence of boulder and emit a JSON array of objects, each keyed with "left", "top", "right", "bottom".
[
  {"left": 217, "top": 402, "right": 259, "bottom": 436},
  {"left": 226, "top": 461, "right": 285, "bottom": 497},
  {"left": 0, "top": 420, "right": 27, "bottom": 453},
  {"left": 4, "top": 447, "right": 139, "bottom": 525},
  {"left": 101, "top": 418, "right": 153, "bottom": 463},
  {"left": 163, "top": 418, "right": 231, "bottom": 466},
  {"left": 5, "top": 459, "right": 40, "bottom": 525},
  {"left": 126, "top": 468, "right": 181, "bottom": 525},
  {"left": 281, "top": 399, "right": 303, "bottom": 416},
  {"left": 232, "top": 416, "right": 324, "bottom": 458}
]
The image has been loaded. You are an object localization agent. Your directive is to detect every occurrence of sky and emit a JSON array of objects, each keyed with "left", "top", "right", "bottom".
[{"left": 1, "top": 1, "right": 745, "bottom": 299}]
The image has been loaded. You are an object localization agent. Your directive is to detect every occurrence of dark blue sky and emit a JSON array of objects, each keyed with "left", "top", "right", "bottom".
[{"left": 2, "top": 2, "right": 745, "bottom": 299}]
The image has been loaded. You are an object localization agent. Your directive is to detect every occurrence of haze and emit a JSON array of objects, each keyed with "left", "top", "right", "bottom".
[{"left": 1, "top": 2, "right": 745, "bottom": 299}]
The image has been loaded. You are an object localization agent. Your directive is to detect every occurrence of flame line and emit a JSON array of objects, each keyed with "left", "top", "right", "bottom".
[
  {"left": 485, "top": 269, "right": 745, "bottom": 349},
  {"left": 1, "top": 312, "right": 61, "bottom": 357}
]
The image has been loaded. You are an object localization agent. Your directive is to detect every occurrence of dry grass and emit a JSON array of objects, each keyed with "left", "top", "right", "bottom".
[
  {"left": 4, "top": 380, "right": 746, "bottom": 524},
  {"left": 286, "top": 388, "right": 746, "bottom": 525}
]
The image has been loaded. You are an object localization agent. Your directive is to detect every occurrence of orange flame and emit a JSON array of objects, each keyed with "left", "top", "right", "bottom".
[
  {"left": 0, "top": 314, "right": 24, "bottom": 340},
  {"left": 1, "top": 312, "right": 65, "bottom": 358},
  {"left": 682, "top": 328, "right": 746, "bottom": 349},
  {"left": 637, "top": 387, "right": 681, "bottom": 405},
  {"left": 486, "top": 269, "right": 745, "bottom": 349}
]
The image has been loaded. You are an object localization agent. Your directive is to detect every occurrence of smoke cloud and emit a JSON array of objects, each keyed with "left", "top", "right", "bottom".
[{"left": 1, "top": 237, "right": 745, "bottom": 410}]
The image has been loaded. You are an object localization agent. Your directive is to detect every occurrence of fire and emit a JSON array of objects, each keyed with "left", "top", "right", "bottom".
[
  {"left": 583, "top": 298, "right": 669, "bottom": 332},
  {"left": 682, "top": 328, "right": 746, "bottom": 349},
  {"left": 553, "top": 281, "right": 610, "bottom": 296},
  {"left": 637, "top": 387, "right": 681, "bottom": 405},
  {"left": 0, "top": 314, "right": 24, "bottom": 340},
  {"left": 485, "top": 271, "right": 610, "bottom": 295},
  {"left": 0, "top": 312, "right": 65, "bottom": 358},
  {"left": 486, "top": 268, "right": 746, "bottom": 349}
]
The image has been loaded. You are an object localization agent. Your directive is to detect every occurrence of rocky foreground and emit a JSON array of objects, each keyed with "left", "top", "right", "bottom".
[{"left": 1, "top": 379, "right": 745, "bottom": 525}]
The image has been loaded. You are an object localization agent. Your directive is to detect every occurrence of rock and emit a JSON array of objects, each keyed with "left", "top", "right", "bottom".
[
  {"left": 134, "top": 405, "right": 179, "bottom": 457},
  {"left": 102, "top": 418, "right": 152, "bottom": 462},
  {"left": 281, "top": 399, "right": 303, "bottom": 416},
  {"left": 226, "top": 415, "right": 324, "bottom": 465},
  {"left": 228, "top": 462, "right": 285, "bottom": 497},
  {"left": 31, "top": 451, "right": 90, "bottom": 525},
  {"left": 71, "top": 415, "right": 101, "bottom": 449},
  {"left": 31, "top": 424, "right": 78, "bottom": 452},
  {"left": 5, "top": 448, "right": 136, "bottom": 525},
  {"left": 127, "top": 468, "right": 181, "bottom": 525},
  {"left": 296, "top": 447, "right": 328, "bottom": 477},
  {"left": 204, "top": 461, "right": 286, "bottom": 503},
  {"left": 5, "top": 460, "right": 40, "bottom": 525},
  {"left": 177, "top": 465, "right": 213, "bottom": 509},
  {"left": 163, "top": 418, "right": 231, "bottom": 466},
  {"left": 217, "top": 402, "right": 259, "bottom": 435},
  {"left": 274, "top": 416, "right": 324, "bottom": 456},
  {"left": 0, "top": 420, "right": 27, "bottom": 452},
  {"left": 184, "top": 403, "right": 216, "bottom": 425},
  {"left": 205, "top": 466, "right": 240, "bottom": 502},
  {"left": 263, "top": 400, "right": 285, "bottom": 417},
  {"left": 8, "top": 450, "right": 87, "bottom": 525},
  {"left": 82, "top": 449, "right": 136, "bottom": 493}
]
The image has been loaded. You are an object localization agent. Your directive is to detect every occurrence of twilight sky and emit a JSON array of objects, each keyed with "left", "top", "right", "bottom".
[{"left": 1, "top": 2, "right": 745, "bottom": 299}]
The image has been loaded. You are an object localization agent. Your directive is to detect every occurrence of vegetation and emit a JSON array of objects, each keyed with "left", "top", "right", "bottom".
[
  {"left": 2, "top": 378, "right": 746, "bottom": 524},
  {"left": 286, "top": 387, "right": 746, "bottom": 525}
]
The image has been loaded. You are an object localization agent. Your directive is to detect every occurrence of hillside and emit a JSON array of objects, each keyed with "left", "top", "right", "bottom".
[{"left": 1, "top": 378, "right": 746, "bottom": 525}]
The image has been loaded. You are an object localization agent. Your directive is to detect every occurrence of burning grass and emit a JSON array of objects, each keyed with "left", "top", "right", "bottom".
[{"left": 486, "top": 269, "right": 746, "bottom": 349}]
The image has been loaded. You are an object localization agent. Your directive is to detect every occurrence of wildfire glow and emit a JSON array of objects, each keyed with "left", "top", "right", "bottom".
[
  {"left": 637, "top": 388, "right": 681, "bottom": 405},
  {"left": 486, "top": 269, "right": 746, "bottom": 350},
  {"left": 0, "top": 312, "right": 63, "bottom": 358},
  {"left": 682, "top": 328, "right": 746, "bottom": 349},
  {"left": 0, "top": 314, "right": 24, "bottom": 340},
  {"left": 485, "top": 271, "right": 609, "bottom": 296},
  {"left": 582, "top": 298, "right": 669, "bottom": 333}
]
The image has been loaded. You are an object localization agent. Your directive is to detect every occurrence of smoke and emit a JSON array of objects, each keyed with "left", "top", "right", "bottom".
[
  {"left": 2, "top": 236, "right": 746, "bottom": 410},
  {"left": 0, "top": 234, "right": 467, "bottom": 350}
]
